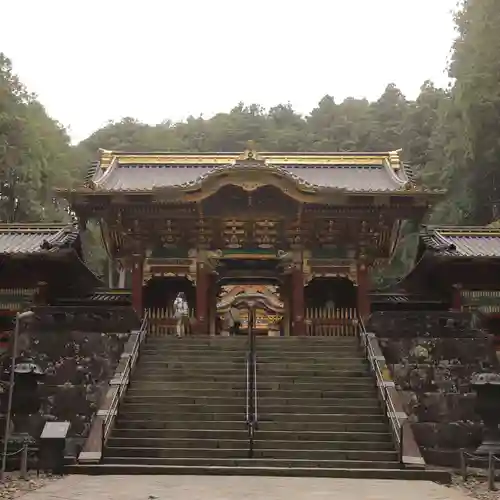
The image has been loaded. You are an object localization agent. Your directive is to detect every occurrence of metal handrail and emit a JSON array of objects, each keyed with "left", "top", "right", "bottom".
[
  {"left": 245, "top": 350, "right": 250, "bottom": 424},
  {"left": 253, "top": 347, "right": 258, "bottom": 429},
  {"left": 245, "top": 307, "right": 258, "bottom": 458},
  {"left": 101, "top": 313, "right": 149, "bottom": 456},
  {"left": 358, "top": 316, "right": 405, "bottom": 465}
]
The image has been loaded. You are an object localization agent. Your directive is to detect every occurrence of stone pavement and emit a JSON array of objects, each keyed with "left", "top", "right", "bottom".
[{"left": 16, "top": 475, "right": 473, "bottom": 500}]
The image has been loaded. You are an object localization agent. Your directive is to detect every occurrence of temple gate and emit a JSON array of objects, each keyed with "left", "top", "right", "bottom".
[{"left": 63, "top": 147, "right": 440, "bottom": 335}]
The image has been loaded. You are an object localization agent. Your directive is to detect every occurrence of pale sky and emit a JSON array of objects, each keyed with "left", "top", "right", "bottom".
[{"left": 1, "top": 0, "right": 458, "bottom": 144}]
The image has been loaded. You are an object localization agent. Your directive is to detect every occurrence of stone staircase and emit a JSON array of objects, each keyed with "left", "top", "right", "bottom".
[
  {"left": 253, "top": 337, "right": 398, "bottom": 469},
  {"left": 104, "top": 336, "right": 248, "bottom": 468},
  {"left": 72, "top": 335, "right": 449, "bottom": 481}
]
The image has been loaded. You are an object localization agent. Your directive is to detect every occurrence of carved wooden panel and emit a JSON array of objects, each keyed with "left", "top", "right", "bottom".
[
  {"left": 222, "top": 220, "right": 247, "bottom": 249},
  {"left": 253, "top": 220, "right": 279, "bottom": 249}
]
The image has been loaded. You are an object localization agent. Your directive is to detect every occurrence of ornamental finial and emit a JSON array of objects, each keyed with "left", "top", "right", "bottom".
[{"left": 238, "top": 141, "right": 262, "bottom": 161}]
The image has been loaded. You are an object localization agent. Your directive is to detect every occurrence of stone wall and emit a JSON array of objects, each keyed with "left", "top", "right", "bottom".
[
  {"left": 367, "top": 311, "right": 499, "bottom": 467},
  {"left": 0, "top": 305, "right": 139, "bottom": 455}
]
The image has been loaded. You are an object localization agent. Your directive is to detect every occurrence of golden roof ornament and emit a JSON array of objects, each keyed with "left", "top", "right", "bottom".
[
  {"left": 388, "top": 149, "right": 402, "bottom": 170},
  {"left": 98, "top": 148, "right": 114, "bottom": 170},
  {"left": 238, "top": 141, "right": 263, "bottom": 161}
]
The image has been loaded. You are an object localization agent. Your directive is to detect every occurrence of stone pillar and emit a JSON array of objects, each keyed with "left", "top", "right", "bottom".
[
  {"left": 357, "top": 262, "right": 371, "bottom": 321},
  {"left": 196, "top": 262, "right": 209, "bottom": 334},
  {"left": 451, "top": 284, "right": 462, "bottom": 312},
  {"left": 291, "top": 264, "right": 305, "bottom": 336},
  {"left": 131, "top": 253, "right": 144, "bottom": 316}
]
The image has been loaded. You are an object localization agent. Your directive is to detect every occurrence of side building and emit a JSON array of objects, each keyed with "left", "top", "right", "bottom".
[
  {"left": 367, "top": 225, "right": 500, "bottom": 467},
  {"left": 0, "top": 223, "right": 139, "bottom": 453},
  {"left": 0, "top": 223, "right": 100, "bottom": 328}
]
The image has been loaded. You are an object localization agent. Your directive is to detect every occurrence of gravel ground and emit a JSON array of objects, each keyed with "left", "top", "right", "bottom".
[
  {"left": 0, "top": 472, "right": 498, "bottom": 500},
  {"left": 452, "top": 474, "right": 500, "bottom": 499},
  {"left": 0, "top": 472, "right": 60, "bottom": 499}
]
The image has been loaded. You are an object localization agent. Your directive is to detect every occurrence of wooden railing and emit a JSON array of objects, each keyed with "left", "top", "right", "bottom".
[
  {"left": 305, "top": 307, "right": 358, "bottom": 337},
  {"left": 145, "top": 306, "right": 195, "bottom": 337},
  {"left": 146, "top": 306, "right": 358, "bottom": 336}
]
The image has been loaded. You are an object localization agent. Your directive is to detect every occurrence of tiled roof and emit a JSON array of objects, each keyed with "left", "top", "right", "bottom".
[
  {"left": 97, "top": 163, "right": 407, "bottom": 192},
  {"left": 85, "top": 150, "right": 422, "bottom": 194},
  {"left": 0, "top": 224, "right": 78, "bottom": 255},
  {"left": 422, "top": 226, "right": 500, "bottom": 258}
]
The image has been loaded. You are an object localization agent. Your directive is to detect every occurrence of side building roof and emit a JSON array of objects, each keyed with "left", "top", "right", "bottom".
[
  {"left": 0, "top": 223, "right": 103, "bottom": 297},
  {"left": 419, "top": 225, "right": 500, "bottom": 259},
  {"left": 394, "top": 225, "right": 500, "bottom": 295},
  {"left": 76, "top": 148, "right": 438, "bottom": 195},
  {"left": 0, "top": 223, "right": 80, "bottom": 256}
]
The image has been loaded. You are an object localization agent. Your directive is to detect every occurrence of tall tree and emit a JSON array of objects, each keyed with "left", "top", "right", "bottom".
[
  {"left": 368, "top": 84, "right": 409, "bottom": 151},
  {"left": 0, "top": 53, "right": 76, "bottom": 222},
  {"left": 451, "top": 0, "right": 500, "bottom": 224}
]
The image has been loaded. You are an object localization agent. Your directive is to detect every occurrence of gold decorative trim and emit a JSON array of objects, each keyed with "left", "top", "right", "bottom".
[{"left": 112, "top": 153, "right": 389, "bottom": 166}]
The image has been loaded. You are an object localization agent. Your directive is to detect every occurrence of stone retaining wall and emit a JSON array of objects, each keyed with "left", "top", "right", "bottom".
[
  {"left": 0, "top": 306, "right": 139, "bottom": 455},
  {"left": 367, "top": 311, "right": 499, "bottom": 467}
]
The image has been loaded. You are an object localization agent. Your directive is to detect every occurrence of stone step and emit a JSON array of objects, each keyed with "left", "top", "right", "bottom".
[
  {"left": 119, "top": 396, "right": 380, "bottom": 408},
  {"left": 132, "top": 368, "right": 369, "bottom": 377},
  {"left": 119, "top": 404, "right": 246, "bottom": 415},
  {"left": 115, "top": 420, "right": 247, "bottom": 430},
  {"left": 137, "top": 360, "right": 366, "bottom": 369},
  {"left": 120, "top": 396, "right": 382, "bottom": 417},
  {"left": 256, "top": 367, "right": 369, "bottom": 376},
  {"left": 111, "top": 428, "right": 389, "bottom": 441},
  {"left": 124, "top": 388, "right": 376, "bottom": 400},
  {"left": 104, "top": 446, "right": 398, "bottom": 461},
  {"left": 107, "top": 437, "right": 394, "bottom": 451},
  {"left": 137, "top": 360, "right": 367, "bottom": 369},
  {"left": 255, "top": 421, "right": 389, "bottom": 432},
  {"left": 117, "top": 409, "right": 382, "bottom": 424},
  {"left": 140, "top": 348, "right": 362, "bottom": 356},
  {"left": 138, "top": 355, "right": 364, "bottom": 364},
  {"left": 114, "top": 420, "right": 388, "bottom": 432},
  {"left": 103, "top": 457, "right": 399, "bottom": 469},
  {"left": 69, "top": 461, "right": 451, "bottom": 483},
  {"left": 117, "top": 411, "right": 245, "bottom": 422},
  {"left": 118, "top": 407, "right": 381, "bottom": 422},
  {"left": 145, "top": 337, "right": 359, "bottom": 344},
  {"left": 128, "top": 374, "right": 375, "bottom": 385},
  {"left": 66, "top": 457, "right": 451, "bottom": 484}
]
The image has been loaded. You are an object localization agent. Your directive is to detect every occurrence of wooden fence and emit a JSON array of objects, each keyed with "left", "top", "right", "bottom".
[
  {"left": 145, "top": 305, "right": 359, "bottom": 337},
  {"left": 305, "top": 307, "right": 358, "bottom": 337},
  {"left": 145, "top": 306, "right": 196, "bottom": 337}
]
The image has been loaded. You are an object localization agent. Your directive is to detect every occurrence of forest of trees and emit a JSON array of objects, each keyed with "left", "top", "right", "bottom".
[{"left": 1, "top": 0, "right": 499, "bottom": 280}]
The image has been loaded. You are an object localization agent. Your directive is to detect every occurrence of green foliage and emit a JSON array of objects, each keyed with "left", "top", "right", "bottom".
[
  {"left": 0, "top": 53, "right": 75, "bottom": 223},
  {"left": 449, "top": 0, "right": 500, "bottom": 224}
]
